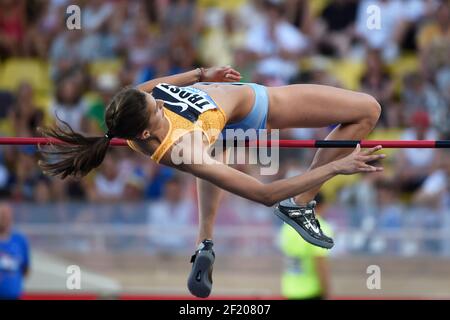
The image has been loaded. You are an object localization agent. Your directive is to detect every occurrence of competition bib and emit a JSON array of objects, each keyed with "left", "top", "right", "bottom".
[{"left": 152, "top": 83, "right": 218, "bottom": 123}]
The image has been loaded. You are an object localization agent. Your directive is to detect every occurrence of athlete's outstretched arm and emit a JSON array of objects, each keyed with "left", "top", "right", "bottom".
[
  {"left": 136, "top": 66, "right": 241, "bottom": 92},
  {"left": 171, "top": 144, "right": 385, "bottom": 207}
]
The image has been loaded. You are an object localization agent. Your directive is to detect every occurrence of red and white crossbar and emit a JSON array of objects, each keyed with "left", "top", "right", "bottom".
[{"left": 0, "top": 137, "right": 449, "bottom": 148}]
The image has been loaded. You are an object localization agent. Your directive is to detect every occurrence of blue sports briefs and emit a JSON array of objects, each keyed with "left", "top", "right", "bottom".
[{"left": 197, "top": 82, "right": 269, "bottom": 133}]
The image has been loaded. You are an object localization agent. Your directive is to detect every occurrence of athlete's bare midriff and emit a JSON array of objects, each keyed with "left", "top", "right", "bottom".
[{"left": 191, "top": 83, "right": 255, "bottom": 124}]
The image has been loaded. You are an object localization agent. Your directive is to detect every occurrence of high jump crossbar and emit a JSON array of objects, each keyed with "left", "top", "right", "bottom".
[{"left": 0, "top": 137, "right": 450, "bottom": 148}]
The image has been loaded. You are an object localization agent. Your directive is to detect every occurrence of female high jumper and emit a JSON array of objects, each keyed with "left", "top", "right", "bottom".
[{"left": 39, "top": 66, "right": 384, "bottom": 298}]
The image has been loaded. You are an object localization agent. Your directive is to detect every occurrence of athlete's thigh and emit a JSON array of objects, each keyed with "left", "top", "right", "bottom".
[{"left": 266, "top": 84, "right": 374, "bottom": 129}]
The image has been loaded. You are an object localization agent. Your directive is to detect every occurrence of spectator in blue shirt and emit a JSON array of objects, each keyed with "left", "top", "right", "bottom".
[{"left": 0, "top": 202, "right": 30, "bottom": 300}]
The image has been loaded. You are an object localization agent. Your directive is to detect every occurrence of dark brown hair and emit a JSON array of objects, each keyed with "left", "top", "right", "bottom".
[{"left": 39, "top": 87, "right": 149, "bottom": 179}]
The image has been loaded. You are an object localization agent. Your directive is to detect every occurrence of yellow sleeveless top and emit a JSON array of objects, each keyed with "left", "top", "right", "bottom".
[{"left": 127, "top": 83, "right": 227, "bottom": 163}]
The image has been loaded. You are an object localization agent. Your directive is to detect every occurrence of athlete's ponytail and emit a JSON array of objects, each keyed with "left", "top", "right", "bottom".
[
  {"left": 38, "top": 121, "right": 113, "bottom": 178},
  {"left": 38, "top": 87, "right": 150, "bottom": 179}
]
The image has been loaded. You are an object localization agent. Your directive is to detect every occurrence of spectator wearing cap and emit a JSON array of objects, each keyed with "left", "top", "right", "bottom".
[{"left": 402, "top": 72, "right": 447, "bottom": 128}]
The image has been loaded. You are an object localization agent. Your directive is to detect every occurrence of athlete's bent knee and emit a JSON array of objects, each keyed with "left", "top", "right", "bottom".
[{"left": 361, "top": 94, "right": 381, "bottom": 127}]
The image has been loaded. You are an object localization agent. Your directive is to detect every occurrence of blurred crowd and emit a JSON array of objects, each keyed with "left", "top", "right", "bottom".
[{"left": 0, "top": 0, "right": 450, "bottom": 254}]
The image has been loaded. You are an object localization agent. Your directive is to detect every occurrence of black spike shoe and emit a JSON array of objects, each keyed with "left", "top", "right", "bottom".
[
  {"left": 187, "top": 239, "right": 215, "bottom": 298},
  {"left": 275, "top": 199, "right": 334, "bottom": 249}
]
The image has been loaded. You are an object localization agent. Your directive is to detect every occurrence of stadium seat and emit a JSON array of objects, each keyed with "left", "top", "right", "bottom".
[
  {"left": 388, "top": 54, "right": 419, "bottom": 93},
  {"left": 322, "top": 174, "right": 360, "bottom": 203},
  {"left": 0, "top": 116, "right": 14, "bottom": 136},
  {"left": 0, "top": 58, "right": 51, "bottom": 94},
  {"left": 388, "top": 54, "right": 419, "bottom": 78},
  {"left": 368, "top": 128, "right": 403, "bottom": 179},
  {"left": 310, "top": 0, "right": 330, "bottom": 17},
  {"left": 197, "top": 0, "right": 247, "bottom": 11},
  {"left": 33, "top": 92, "right": 52, "bottom": 114},
  {"left": 326, "top": 59, "right": 365, "bottom": 90},
  {"left": 88, "top": 59, "right": 124, "bottom": 79}
]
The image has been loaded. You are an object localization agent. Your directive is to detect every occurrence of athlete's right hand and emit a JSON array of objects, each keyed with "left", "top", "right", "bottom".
[
  {"left": 332, "top": 144, "right": 385, "bottom": 175},
  {"left": 202, "top": 66, "right": 241, "bottom": 82}
]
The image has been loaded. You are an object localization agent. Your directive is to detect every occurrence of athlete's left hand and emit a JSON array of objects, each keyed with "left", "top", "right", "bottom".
[{"left": 201, "top": 66, "right": 242, "bottom": 82}]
